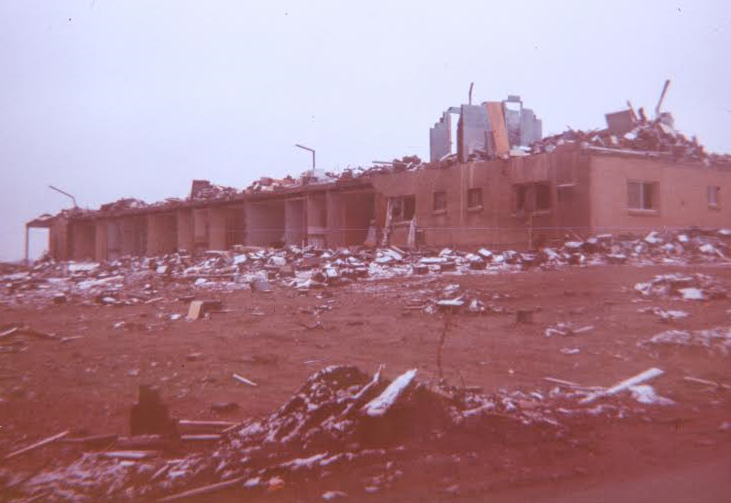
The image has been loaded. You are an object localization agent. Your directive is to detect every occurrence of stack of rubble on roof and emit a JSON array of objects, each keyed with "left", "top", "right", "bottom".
[
  {"left": 2, "top": 228, "right": 729, "bottom": 307},
  {"left": 530, "top": 116, "right": 711, "bottom": 162},
  {"left": 189, "top": 180, "right": 242, "bottom": 200},
  {"left": 99, "top": 198, "right": 149, "bottom": 212}
]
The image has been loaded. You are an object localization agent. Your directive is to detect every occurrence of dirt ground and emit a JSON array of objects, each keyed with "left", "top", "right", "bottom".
[{"left": 1, "top": 263, "right": 730, "bottom": 502}]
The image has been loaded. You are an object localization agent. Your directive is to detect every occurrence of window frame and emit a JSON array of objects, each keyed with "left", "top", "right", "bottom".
[
  {"left": 627, "top": 180, "right": 657, "bottom": 211},
  {"left": 433, "top": 191, "right": 447, "bottom": 212},
  {"left": 466, "top": 187, "right": 483, "bottom": 211},
  {"left": 708, "top": 186, "right": 720, "bottom": 208}
]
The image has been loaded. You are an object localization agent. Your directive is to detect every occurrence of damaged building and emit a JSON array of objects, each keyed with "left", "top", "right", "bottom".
[{"left": 26, "top": 91, "right": 731, "bottom": 262}]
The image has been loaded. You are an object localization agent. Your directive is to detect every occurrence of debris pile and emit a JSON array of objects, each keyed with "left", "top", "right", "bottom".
[
  {"left": 189, "top": 180, "right": 240, "bottom": 201},
  {"left": 3, "top": 228, "right": 730, "bottom": 307},
  {"left": 642, "top": 326, "right": 731, "bottom": 355},
  {"left": 1, "top": 365, "right": 674, "bottom": 502},
  {"left": 634, "top": 272, "right": 728, "bottom": 301},
  {"left": 99, "top": 198, "right": 150, "bottom": 212},
  {"left": 531, "top": 118, "right": 711, "bottom": 162},
  {"left": 637, "top": 306, "right": 690, "bottom": 323}
]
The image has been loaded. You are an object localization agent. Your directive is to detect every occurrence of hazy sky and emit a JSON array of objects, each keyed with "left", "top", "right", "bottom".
[{"left": 1, "top": 0, "right": 730, "bottom": 261}]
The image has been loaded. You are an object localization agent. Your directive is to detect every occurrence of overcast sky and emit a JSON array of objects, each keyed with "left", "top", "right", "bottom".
[{"left": 1, "top": 0, "right": 730, "bottom": 261}]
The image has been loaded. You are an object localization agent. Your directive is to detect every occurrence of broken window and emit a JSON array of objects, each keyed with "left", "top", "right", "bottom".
[
  {"left": 433, "top": 191, "right": 446, "bottom": 211},
  {"left": 467, "top": 188, "right": 483, "bottom": 209},
  {"left": 390, "top": 195, "right": 416, "bottom": 222},
  {"left": 556, "top": 184, "right": 574, "bottom": 204},
  {"left": 627, "top": 181, "right": 657, "bottom": 210},
  {"left": 515, "top": 184, "right": 530, "bottom": 213},
  {"left": 708, "top": 186, "right": 720, "bottom": 207},
  {"left": 535, "top": 183, "right": 550, "bottom": 210},
  {"left": 514, "top": 182, "right": 550, "bottom": 214}
]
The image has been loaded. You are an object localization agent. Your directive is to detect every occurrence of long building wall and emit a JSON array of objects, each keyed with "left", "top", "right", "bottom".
[{"left": 39, "top": 149, "right": 731, "bottom": 261}]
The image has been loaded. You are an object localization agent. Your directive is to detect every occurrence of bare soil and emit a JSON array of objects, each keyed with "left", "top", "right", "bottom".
[{"left": 1, "top": 263, "right": 730, "bottom": 502}]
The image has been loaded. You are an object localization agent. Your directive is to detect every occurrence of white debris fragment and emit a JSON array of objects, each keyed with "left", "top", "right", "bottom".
[
  {"left": 67, "top": 262, "right": 100, "bottom": 273},
  {"left": 243, "top": 477, "right": 260, "bottom": 488},
  {"left": 644, "top": 231, "right": 662, "bottom": 244},
  {"left": 629, "top": 385, "right": 675, "bottom": 406},
  {"left": 478, "top": 248, "right": 493, "bottom": 260},
  {"left": 322, "top": 490, "right": 348, "bottom": 500},
  {"left": 279, "top": 452, "right": 329, "bottom": 471},
  {"left": 679, "top": 287, "right": 704, "bottom": 300},
  {"left": 581, "top": 368, "right": 664, "bottom": 404},
  {"left": 362, "top": 369, "right": 417, "bottom": 417}
]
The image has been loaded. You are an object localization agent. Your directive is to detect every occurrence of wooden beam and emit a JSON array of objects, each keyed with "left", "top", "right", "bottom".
[
  {"left": 4, "top": 430, "right": 69, "bottom": 460},
  {"left": 157, "top": 476, "right": 245, "bottom": 502}
]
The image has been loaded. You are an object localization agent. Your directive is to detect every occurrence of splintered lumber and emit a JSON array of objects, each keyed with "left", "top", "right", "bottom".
[
  {"left": 157, "top": 476, "right": 245, "bottom": 502},
  {"left": 17, "top": 492, "right": 50, "bottom": 503},
  {"left": 221, "top": 422, "right": 246, "bottom": 434},
  {"left": 0, "top": 327, "right": 19, "bottom": 339},
  {"left": 4, "top": 430, "right": 69, "bottom": 460},
  {"left": 684, "top": 376, "right": 731, "bottom": 390},
  {"left": 232, "top": 373, "right": 258, "bottom": 387},
  {"left": 102, "top": 450, "right": 159, "bottom": 460},
  {"left": 543, "top": 377, "right": 604, "bottom": 391},
  {"left": 178, "top": 420, "right": 236, "bottom": 429},
  {"left": 60, "top": 434, "right": 118, "bottom": 448},
  {"left": 543, "top": 377, "right": 580, "bottom": 387},
  {"left": 180, "top": 434, "right": 221, "bottom": 442},
  {"left": 580, "top": 368, "right": 664, "bottom": 404}
]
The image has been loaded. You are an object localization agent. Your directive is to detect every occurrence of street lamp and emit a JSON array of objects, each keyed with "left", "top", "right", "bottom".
[
  {"left": 294, "top": 144, "right": 316, "bottom": 175},
  {"left": 49, "top": 184, "right": 77, "bottom": 208}
]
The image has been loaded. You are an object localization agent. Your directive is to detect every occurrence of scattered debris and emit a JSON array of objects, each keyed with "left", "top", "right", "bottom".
[
  {"left": 642, "top": 326, "right": 731, "bottom": 355},
  {"left": 634, "top": 273, "right": 727, "bottom": 301},
  {"left": 638, "top": 307, "right": 689, "bottom": 322},
  {"left": 3, "top": 229, "right": 729, "bottom": 308}
]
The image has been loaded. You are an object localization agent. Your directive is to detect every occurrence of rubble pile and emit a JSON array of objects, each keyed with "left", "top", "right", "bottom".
[
  {"left": 634, "top": 272, "right": 728, "bottom": 301},
  {"left": 642, "top": 326, "right": 731, "bottom": 355},
  {"left": 99, "top": 199, "right": 150, "bottom": 212},
  {"left": 2, "top": 365, "right": 668, "bottom": 502},
  {"left": 2, "top": 228, "right": 730, "bottom": 307},
  {"left": 530, "top": 118, "right": 719, "bottom": 163},
  {"left": 189, "top": 180, "right": 240, "bottom": 201}
]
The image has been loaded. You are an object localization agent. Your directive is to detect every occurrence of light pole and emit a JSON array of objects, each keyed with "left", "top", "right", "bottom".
[
  {"left": 294, "top": 144, "right": 316, "bottom": 175},
  {"left": 49, "top": 185, "right": 77, "bottom": 208}
]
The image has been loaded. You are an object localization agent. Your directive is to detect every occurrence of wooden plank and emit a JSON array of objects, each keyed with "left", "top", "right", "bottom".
[
  {"left": 157, "top": 476, "right": 245, "bottom": 502},
  {"left": 180, "top": 434, "right": 221, "bottom": 442},
  {"left": 102, "top": 450, "right": 159, "bottom": 460},
  {"left": 580, "top": 368, "right": 663, "bottom": 404},
  {"left": 4, "top": 430, "right": 69, "bottom": 460},
  {"left": 178, "top": 420, "right": 236, "bottom": 429},
  {"left": 232, "top": 373, "right": 257, "bottom": 387}
]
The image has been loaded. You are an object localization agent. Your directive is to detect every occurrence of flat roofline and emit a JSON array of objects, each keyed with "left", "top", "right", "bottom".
[{"left": 56, "top": 178, "right": 375, "bottom": 222}]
